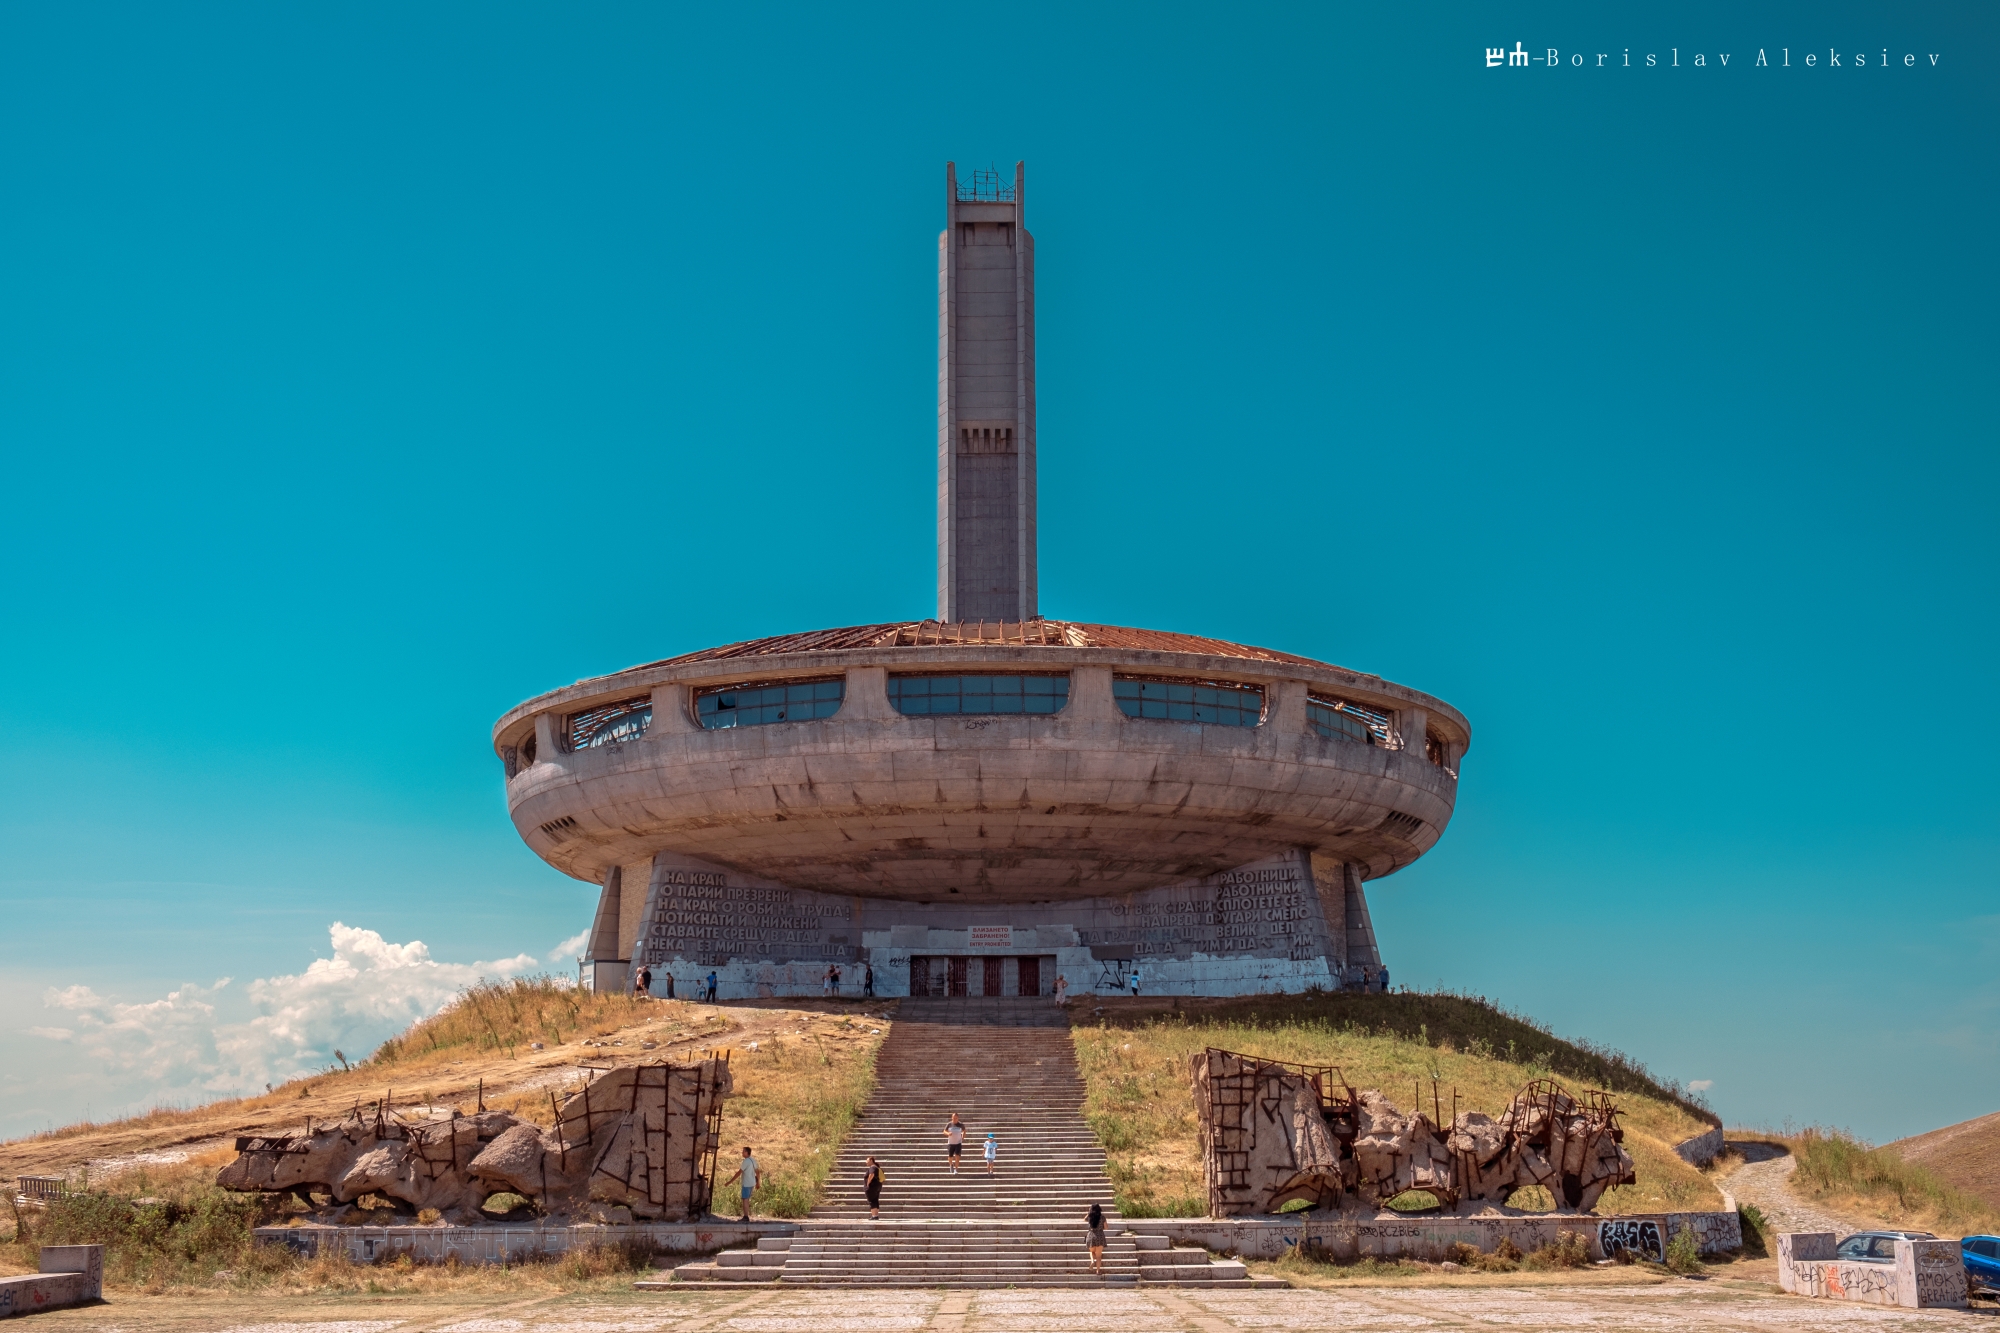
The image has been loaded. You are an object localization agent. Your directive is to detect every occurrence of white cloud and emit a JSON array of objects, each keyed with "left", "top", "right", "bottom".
[
  {"left": 28, "top": 1026, "right": 74, "bottom": 1041},
  {"left": 35, "top": 923, "right": 537, "bottom": 1106},
  {"left": 1688, "top": 1079, "right": 1714, "bottom": 1092},
  {"left": 549, "top": 930, "right": 590, "bottom": 962}
]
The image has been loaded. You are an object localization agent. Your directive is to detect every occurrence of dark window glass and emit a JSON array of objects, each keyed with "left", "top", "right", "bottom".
[
  {"left": 1112, "top": 676, "right": 1263, "bottom": 727},
  {"left": 888, "top": 674, "right": 1070, "bottom": 716},
  {"left": 570, "top": 697, "right": 653, "bottom": 749},
  {"left": 695, "top": 678, "right": 845, "bottom": 729},
  {"left": 1307, "top": 694, "right": 1395, "bottom": 746}
]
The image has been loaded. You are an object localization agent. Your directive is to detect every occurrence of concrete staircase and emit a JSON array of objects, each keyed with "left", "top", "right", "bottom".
[{"left": 663, "top": 998, "right": 1269, "bottom": 1288}]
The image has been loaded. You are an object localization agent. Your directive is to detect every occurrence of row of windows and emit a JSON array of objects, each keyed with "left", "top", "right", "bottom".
[
  {"left": 1112, "top": 677, "right": 1264, "bottom": 727},
  {"left": 545, "top": 675, "right": 1451, "bottom": 766},
  {"left": 697, "top": 678, "right": 845, "bottom": 730},
  {"left": 888, "top": 673, "right": 1070, "bottom": 715}
]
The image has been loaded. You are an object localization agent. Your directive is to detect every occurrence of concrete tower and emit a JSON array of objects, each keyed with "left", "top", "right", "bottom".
[{"left": 937, "top": 161, "right": 1036, "bottom": 623}]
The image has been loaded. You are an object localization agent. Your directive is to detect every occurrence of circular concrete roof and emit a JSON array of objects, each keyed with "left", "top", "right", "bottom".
[{"left": 496, "top": 620, "right": 1469, "bottom": 901}]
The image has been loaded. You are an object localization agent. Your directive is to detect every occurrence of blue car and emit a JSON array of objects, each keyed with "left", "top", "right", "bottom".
[{"left": 1963, "top": 1235, "right": 2000, "bottom": 1292}]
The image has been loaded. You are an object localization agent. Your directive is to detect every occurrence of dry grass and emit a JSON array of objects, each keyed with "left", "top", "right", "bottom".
[
  {"left": 0, "top": 993, "right": 887, "bottom": 1290},
  {"left": 1888, "top": 1110, "right": 2000, "bottom": 1214},
  {"left": 722, "top": 1012, "right": 883, "bottom": 1217},
  {"left": 372, "top": 976, "right": 655, "bottom": 1065},
  {"left": 1775, "top": 1126, "right": 2000, "bottom": 1237},
  {"left": 1073, "top": 997, "right": 1725, "bottom": 1219}
]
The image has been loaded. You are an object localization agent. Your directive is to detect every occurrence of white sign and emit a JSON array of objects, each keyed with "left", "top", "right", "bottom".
[{"left": 968, "top": 926, "right": 1013, "bottom": 949}]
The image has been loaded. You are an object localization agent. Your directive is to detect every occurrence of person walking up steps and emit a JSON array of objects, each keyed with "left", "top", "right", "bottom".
[
  {"left": 983, "top": 1131, "right": 997, "bottom": 1175},
  {"left": 943, "top": 1112, "right": 966, "bottom": 1174},
  {"left": 724, "top": 1146, "right": 758, "bottom": 1220},
  {"left": 1085, "top": 1202, "right": 1107, "bottom": 1275},
  {"left": 863, "top": 1155, "right": 883, "bottom": 1220}
]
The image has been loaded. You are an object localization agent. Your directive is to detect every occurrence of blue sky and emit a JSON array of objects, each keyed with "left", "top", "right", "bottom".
[{"left": 2, "top": 2, "right": 1993, "bottom": 1143}]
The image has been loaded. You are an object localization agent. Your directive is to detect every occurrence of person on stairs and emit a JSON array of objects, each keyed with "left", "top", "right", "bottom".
[
  {"left": 982, "top": 1131, "right": 998, "bottom": 1175},
  {"left": 1086, "top": 1202, "right": 1107, "bottom": 1275},
  {"left": 1052, "top": 974, "right": 1069, "bottom": 1007},
  {"left": 944, "top": 1112, "right": 966, "bottom": 1173},
  {"left": 863, "top": 1155, "right": 883, "bottom": 1220}
]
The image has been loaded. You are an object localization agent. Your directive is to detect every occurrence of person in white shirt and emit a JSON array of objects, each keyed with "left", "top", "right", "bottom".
[
  {"left": 724, "top": 1146, "right": 758, "bottom": 1219},
  {"left": 944, "top": 1113, "right": 966, "bottom": 1174}
]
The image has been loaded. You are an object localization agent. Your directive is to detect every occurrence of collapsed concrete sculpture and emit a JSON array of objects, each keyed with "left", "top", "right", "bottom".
[
  {"left": 219, "top": 1056, "right": 731, "bottom": 1222},
  {"left": 1192, "top": 1048, "right": 1634, "bottom": 1217}
]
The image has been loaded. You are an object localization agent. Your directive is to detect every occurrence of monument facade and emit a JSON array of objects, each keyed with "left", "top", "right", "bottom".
[{"left": 495, "top": 163, "right": 1470, "bottom": 1000}]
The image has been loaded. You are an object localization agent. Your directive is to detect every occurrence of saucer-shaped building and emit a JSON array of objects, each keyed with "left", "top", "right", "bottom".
[{"left": 495, "top": 165, "right": 1468, "bottom": 999}]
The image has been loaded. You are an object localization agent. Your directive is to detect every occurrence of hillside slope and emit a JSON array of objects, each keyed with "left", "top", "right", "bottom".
[
  {"left": 1888, "top": 1109, "right": 2000, "bottom": 1212},
  {"left": 1072, "top": 993, "right": 1725, "bottom": 1218}
]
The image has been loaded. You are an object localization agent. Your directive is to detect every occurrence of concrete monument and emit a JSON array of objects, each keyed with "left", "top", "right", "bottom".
[
  {"left": 496, "top": 163, "right": 1471, "bottom": 1000},
  {"left": 1191, "top": 1049, "right": 1635, "bottom": 1216},
  {"left": 217, "top": 1056, "right": 731, "bottom": 1222}
]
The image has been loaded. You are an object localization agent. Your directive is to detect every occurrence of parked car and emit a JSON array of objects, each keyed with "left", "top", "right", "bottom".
[
  {"left": 1834, "top": 1231, "right": 1939, "bottom": 1263},
  {"left": 1962, "top": 1235, "right": 2000, "bottom": 1291}
]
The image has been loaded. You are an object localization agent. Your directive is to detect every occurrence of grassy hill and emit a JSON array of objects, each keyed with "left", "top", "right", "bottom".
[
  {"left": 1887, "top": 1110, "right": 2000, "bottom": 1213},
  {"left": 1070, "top": 992, "right": 1725, "bottom": 1218}
]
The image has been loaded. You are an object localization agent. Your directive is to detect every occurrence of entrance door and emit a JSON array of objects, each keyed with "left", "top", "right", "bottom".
[
  {"left": 909, "top": 957, "right": 930, "bottom": 997},
  {"left": 948, "top": 956, "right": 969, "bottom": 996},
  {"left": 983, "top": 958, "right": 1004, "bottom": 997},
  {"left": 1018, "top": 956, "right": 1040, "bottom": 997}
]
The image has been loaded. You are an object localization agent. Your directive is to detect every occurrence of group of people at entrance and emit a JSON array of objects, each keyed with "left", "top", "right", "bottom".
[
  {"left": 823, "top": 963, "right": 876, "bottom": 997},
  {"left": 630, "top": 965, "right": 719, "bottom": 1001}
]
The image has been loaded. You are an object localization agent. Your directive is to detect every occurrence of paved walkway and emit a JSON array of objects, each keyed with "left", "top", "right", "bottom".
[
  {"left": 23, "top": 1283, "right": 1995, "bottom": 1332},
  {"left": 1723, "top": 1139, "right": 1862, "bottom": 1237}
]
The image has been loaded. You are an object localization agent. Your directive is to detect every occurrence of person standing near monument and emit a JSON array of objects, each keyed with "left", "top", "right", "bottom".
[
  {"left": 944, "top": 1112, "right": 966, "bottom": 1174},
  {"left": 633, "top": 964, "right": 652, "bottom": 998},
  {"left": 724, "top": 1146, "right": 758, "bottom": 1219},
  {"left": 662, "top": 970, "right": 675, "bottom": 1000},
  {"left": 1378, "top": 965, "right": 1390, "bottom": 993},
  {"left": 706, "top": 970, "right": 719, "bottom": 1002},
  {"left": 1085, "top": 1202, "right": 1106, "bottom": 1275},
  {"left": 1053, "top": 974, "right": 1069, "bottom": 1007},
  {"left": 863, "top": 1155, "right": 883, "bottom": 1220},
  {"left": 1128, "top": 969, "right": 1140, "bottom": 998},
  {"left": 863, "top": 962, "right": 875, "bottom": 998}
]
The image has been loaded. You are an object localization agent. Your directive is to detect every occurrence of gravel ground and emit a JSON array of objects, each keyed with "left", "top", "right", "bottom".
[
  {"left": 16, "top": 1282, "right": 1996, "bottom": 1333},
  {"left": 1723, "top": 1140, "right": 1871, "bottom": 1237}
]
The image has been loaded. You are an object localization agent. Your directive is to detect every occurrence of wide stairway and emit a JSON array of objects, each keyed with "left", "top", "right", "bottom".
[{"left": 668, "top": 997, "right": 1255, "bottom": 1288}]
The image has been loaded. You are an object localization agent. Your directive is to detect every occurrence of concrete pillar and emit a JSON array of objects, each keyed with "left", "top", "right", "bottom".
[
  {"left": 938, "top": 159, "right": 1036, "bottom": 623},
  {"left": 1343, "top": 862, "right": 1383, "bottom": 981},
  {"left": 841, "top": 666, "right": 895, "bottom": 721},
  {"left": 649, "top": 683, "right": 697, "bottom": 734},
  {"left": 534, "top": 712, "right": 560, "bottom": 760},
  {"left": 1067, "top": 665, "right": 1118, "bottom": 721},
  {"left": 1309, "top": 851, "right": 1348, "bottom": 979},
  {"left": 1269, "top": 680, "right": 1310, "bottom": 735},
  {"left": 1394, "top": 707, "right": 1428, "bottom": 755}
]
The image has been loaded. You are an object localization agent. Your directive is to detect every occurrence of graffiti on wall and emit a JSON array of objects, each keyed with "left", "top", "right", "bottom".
[{"left": 1598, "top": 1219, "right": 1663, "bottom": 1263}]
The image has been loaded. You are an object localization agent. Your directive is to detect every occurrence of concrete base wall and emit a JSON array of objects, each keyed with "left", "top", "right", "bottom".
[
  {"left": 1129, "top": 1211, "right": 1743, "bottom": 1263},
  {"left": 254, "top": 1221, "right": 797, "bottom": 1265},
  {"left": 0, "top": 1248, "right": 102, "bottom": 1319},
  {"left": 1672, "top": 1125, "right": 1725, "bottom": 1167},
  {"left": 1777, "top": 1232, "right": 1968, "bottom": 1309}
]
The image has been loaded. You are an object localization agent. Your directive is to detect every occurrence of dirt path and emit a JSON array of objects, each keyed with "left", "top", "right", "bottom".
[{"left": 1723, "top": 1139, "right": 1869, "bottom": 1237}]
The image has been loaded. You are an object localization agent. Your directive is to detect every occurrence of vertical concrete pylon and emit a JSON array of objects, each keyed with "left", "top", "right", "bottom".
[{"left": 938, "top": 160, "right": 1036, "bottom": 623}]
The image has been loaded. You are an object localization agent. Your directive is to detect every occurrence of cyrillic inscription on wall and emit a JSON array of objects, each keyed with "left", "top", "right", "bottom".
[
  {"left": 643, "top": 866, "right": 851, "bottom": 965},
  {"left": 1078, "top": 857, "right": 1323, "bottom": 960}
]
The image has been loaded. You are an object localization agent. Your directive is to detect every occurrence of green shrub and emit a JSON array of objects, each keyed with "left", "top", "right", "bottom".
[
  {"left": 1738, "top": 1203, "right": 1770, "bottom": 1257},
  {"left": 1664, "top": 1224, "right": 1703, "bottom": 1275}
]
